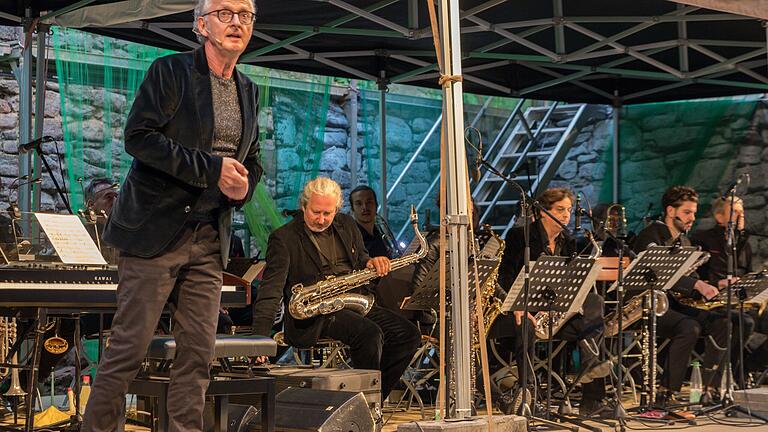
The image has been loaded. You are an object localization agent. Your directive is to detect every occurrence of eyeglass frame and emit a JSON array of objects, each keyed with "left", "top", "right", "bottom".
[{"left": 202, "top": 9, "right": 256, "bottom": 25}]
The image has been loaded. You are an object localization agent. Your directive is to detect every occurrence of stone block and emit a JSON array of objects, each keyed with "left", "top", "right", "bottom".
[
  {"left": 397, "top": 415, "right": 526, "bottom": 432},
  {"left": 557, "top": 160, "right": 577, "bottom": 180},
  {"left": 738, "top": 145, "right": 763, "bottom": 165},
  {"left": 320, "top": 146, "right": 348, "bottom": 171},
  {"left": 324, "top": 127, "right": 348, "bottom": 148}
]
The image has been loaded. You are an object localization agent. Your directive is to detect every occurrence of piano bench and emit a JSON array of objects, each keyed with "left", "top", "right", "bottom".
[
  {"left": 146, "top": 334, "right": 277, "bottom": 359},
  {"left": 126, "top": 376, "right": 275, "bottom": 432}
]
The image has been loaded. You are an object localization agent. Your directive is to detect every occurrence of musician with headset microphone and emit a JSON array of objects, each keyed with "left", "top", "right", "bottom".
[
  {"left": 631, "top": 185, "right": 752, "bottom": 406},
  {"left": 82, "top": 1, "right": 263, "bottom": 430}
]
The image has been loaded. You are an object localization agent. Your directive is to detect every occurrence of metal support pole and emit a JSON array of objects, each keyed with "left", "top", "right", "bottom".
[
  {"left": 439, "top": 0, "right": 472, "bottom": 418},
  {"left": 344, "top": 80, "right": 359, "bottom": 186},
  {"left": 32, "top": 24, "right": 49, "bottom": 212},
  {"left": 17, "top": 12, "right": 33, "bottom": 219},
  {"left": 612, "top": 99, "right": 621, "bottom": 203},
  {"left": 378, "top": 73, "right": 388, "bottom": 220}
]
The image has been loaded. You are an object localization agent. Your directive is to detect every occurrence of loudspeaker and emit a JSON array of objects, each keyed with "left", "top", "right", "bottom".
[
  {"left": 249, "top": 387, "right": 375, "bottom": 431},
  {"left": 203, "top": 403, "right": 258, "bottom": 432}
]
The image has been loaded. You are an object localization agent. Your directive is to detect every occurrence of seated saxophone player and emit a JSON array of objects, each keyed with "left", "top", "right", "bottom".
[
  {"left": 251, "top": 177, "right": 420, "bottom": 400},
  {"left": 631, "top": 186, "right": 750, "bottom": 404},
  {"left": 497, "top": 187, "right": 610, "bottom": 417},
  {"left": 691, "top": 196, "right": 763, "bottom": 374}
]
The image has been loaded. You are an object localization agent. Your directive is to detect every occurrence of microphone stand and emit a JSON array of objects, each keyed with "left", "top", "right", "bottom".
[
  {"left": 26, "top": 141, "right": 73, "bottom": 215},
  {"left": 470, "top": 145, "right": 574, "bottom": 431},
  {"left": 580, "top": 212, "right": 631, "bottom": 429}
]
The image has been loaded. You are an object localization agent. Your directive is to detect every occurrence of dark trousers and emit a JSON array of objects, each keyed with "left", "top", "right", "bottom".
[
  {"left": 657, "top": 298, "right": 753, "bottom": 392},
  {"left": 319, "top": 304, "right": 420, "bottom": 399},
  {"left": 82, "top": 224, "right": 222, "bottom": 432},
  {"left": 491, "top": 293, "right": 606, "bottom": 402}
]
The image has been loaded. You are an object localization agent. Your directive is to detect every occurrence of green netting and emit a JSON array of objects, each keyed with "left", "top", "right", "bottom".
[
  {"left": 598, "top": 97, "right": 759, "bottom": 226},
  {"left": 52, "top": 27, "right": 173, "bottom": 212}
]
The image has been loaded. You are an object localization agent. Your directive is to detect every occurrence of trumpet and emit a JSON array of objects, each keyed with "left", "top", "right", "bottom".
[{"left": 3, "top": 318, "right": 26, "bottom": 397}]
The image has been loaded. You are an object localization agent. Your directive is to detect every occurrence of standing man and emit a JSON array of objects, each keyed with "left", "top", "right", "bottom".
[
  {"left": 252, "top": 177, "right": 420, "bottom": 400},
  {"left": 82, "top": 1, "right": 262, "bottom": 430}
]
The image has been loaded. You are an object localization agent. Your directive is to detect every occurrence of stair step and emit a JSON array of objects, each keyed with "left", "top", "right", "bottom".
[
  {"left": 501, "top": 150, "right": 554, "bottom": 158},
  {"left": 512, "top": 126, "right": 567, "bottom": 136},
  {"left": 478, "top": 200, "right": 520, "bottom": 206}
]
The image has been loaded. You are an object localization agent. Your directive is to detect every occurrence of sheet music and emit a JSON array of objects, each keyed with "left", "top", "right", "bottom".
[{"left": 34, "top": 213, "right": 107, "bottom": 265}]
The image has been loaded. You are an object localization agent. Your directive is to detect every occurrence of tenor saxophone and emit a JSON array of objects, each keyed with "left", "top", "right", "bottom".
[{"left": 288, "top": 206, "right": 428, "bottom": 320}]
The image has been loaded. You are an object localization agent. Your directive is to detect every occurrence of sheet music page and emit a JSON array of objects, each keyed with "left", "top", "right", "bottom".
[{"left": 34, "top": 213, "right": 107, "bottom": 265}]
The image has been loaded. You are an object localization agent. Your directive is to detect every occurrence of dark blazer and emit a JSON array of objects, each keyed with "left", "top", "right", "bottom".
[
  {"left": 252, "top": 212, "right": 371, "bottom": 347},
  {"left": 103, "top": 47, "right": 262, "bottom": 265}
]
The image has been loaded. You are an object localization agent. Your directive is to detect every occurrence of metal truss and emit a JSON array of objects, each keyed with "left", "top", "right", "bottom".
[{"left": 36, "top": 0, "right": 768, "bottom": 103}]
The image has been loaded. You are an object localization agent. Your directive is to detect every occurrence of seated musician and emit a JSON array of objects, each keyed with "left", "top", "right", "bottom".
[
  {"left": 631, "top": 186, "right": 752, "bottom": 404},
  {"left": 251, "top": 177, "right": 420, "bottom": 400},
  {"left": 496, "top": 187, "right": 609, "bottom": 417},
  {"left": 349, "top": 185, "right": 401, "bottom": 259},
  {"left": 691, "top": 196, "right": 766, "bottom": 374}
]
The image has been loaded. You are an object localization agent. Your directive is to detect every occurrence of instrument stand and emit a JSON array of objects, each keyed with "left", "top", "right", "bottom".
[{"left": 694, "top": 188, "right": 768, "bottom": 423}]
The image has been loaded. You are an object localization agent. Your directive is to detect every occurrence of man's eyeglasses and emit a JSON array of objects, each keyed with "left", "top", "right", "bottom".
[{"left": 203, "top": 9, "right": 255, "bottom": 25}]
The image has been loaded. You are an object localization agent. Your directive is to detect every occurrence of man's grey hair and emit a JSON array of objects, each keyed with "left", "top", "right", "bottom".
[
  {"left": 193, "top": 0, "right": 258, "bottom": 44},
  {"left": 300, "top": 177, "right": 343, "bottom": 210}
]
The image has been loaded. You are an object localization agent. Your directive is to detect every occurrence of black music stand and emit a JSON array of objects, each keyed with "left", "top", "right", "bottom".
[
  {"left": 609, "top": 246, "right": 704, "bottom": 415},
  {"left": 402, "top": 258, "right": 499, "bottom": 313},
  {"left": 501, "top": 255, "right": 602, "bottom": 431}
]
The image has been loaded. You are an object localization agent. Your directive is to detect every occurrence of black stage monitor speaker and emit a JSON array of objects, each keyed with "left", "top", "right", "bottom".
[
  {"left": 249, "top": 387, "right": 375, "bottom": 431},
  {"left": 204, "top": 403, "right": 259, "bottom": 432}
]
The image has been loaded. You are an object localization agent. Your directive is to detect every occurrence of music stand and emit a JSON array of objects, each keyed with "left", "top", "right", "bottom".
[
  {"left": 608, "top": 246, "right": 704, "bottom": 411},
  {"left": 402, "top": 258, "right": 499, "bottom": 313},
  {"left": 501, "top": 255, "right": 602, "bottom": 427}
]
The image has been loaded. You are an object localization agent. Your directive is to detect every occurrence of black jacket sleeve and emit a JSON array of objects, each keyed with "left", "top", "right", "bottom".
[
  {"left": 251, "top": 231, "right": 289, "bottom": 336},
  {"left": 498, "top": 227, "right": 525, "bottom": 291}
]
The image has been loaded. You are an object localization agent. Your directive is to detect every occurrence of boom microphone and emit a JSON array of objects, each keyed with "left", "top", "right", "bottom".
[
  {"left": 721, "top": 173, "right": 749, "bottom": 199},
  {"left": 574, "top": 192, "right": 582, "bottom": 231}
]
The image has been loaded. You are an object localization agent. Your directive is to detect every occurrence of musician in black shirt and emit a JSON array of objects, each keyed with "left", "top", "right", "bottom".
[
  {"left": 349, "top": 185, "right": 400, "bottom": 259},
  {"left": 632, "top": 186, "right": 751, "bottom": 404},
  {"left": 496, "top": 188, "right": 609, "bottom": 416},
  {"left": 692, "top": 196, "right": 766, "bottom": 374},
  {"left": 691, "top": 196, "right": 752, "bottom": 284}
]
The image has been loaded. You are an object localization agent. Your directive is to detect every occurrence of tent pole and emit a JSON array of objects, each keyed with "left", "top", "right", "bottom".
[
  {"left": 32, "top": 23, "right": 49, "bottom": 212},
  {"left": 345, "top": 80, "right": 359, "bottom": 187},
  {"left": 612, "top": 96, "right": 621, "bottom": 203},
  {"left": 439, "top": 0, "right": 472, "bottom": 418},
  {"left": 378, "top": 72, "right": 388, "bottom": 220},
  {"left": 17, "top": 11, "right": 33, "bottom": 220}
]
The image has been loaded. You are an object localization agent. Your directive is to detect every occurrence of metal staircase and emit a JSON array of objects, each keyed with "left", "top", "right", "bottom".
[{"left": 472, "top": 102, "right": 592, "bottom": 237}]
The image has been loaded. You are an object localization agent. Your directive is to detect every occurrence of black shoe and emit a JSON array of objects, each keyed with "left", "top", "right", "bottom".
[
  {"left": 498, "top": 386, "right": 532, "bottom": 416},
  {"left": 580, "top": 399, "right": 615, "bottom": 418},
  {"left": 655, "top": 391, "right": 680, "bottom": 409}
]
